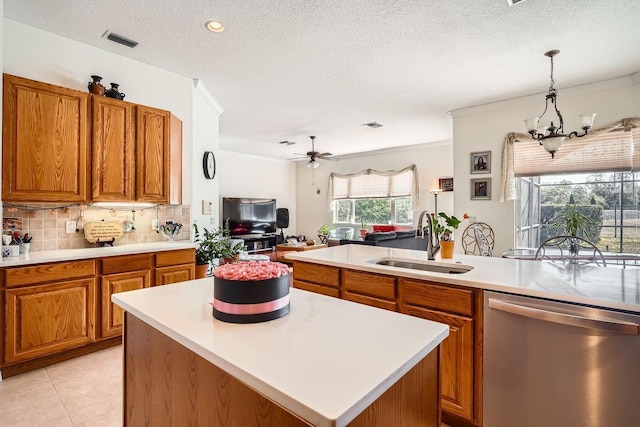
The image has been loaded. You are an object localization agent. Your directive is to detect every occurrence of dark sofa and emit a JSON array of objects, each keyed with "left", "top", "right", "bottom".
[{"left": 339, "top": 229, "right": 428, "bottom": 251}]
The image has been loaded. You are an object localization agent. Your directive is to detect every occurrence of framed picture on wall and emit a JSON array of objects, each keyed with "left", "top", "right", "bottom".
[
  {"left": 439, "top": 177, "right": 454, "bottom": 192},
  {"left": 471, "top": 178, "right": 491, "bottom": 200},
  {"left": 470, "top": 151, "right": 491, "bottom": 174}
]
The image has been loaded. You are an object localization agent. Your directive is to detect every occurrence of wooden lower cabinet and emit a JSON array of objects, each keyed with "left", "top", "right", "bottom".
[
  {"left": 101, "top": 270, "right": 150, "bottom": 338},
  {"left": 154, "top": 249, "right": 195, "bottom": 286},
  {"left": 291, "top": 261, "right": 482, "bottom": 427},
  {"left": 5, "top": 278, "right": 97, "bottom": 364},
  {"left": 292, "top": 261, "right": 340, "bottom": 298},
  {"left": 401, "top": 304, "right": 474, "bottom": 420}
]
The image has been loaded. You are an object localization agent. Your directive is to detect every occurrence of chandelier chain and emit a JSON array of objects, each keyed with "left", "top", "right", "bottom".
[{"left": 548, "top": 54, "right": 556, "bottom": 95}]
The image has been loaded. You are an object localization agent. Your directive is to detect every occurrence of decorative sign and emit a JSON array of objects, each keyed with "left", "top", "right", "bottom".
[
  {"left": 84, "top": 221, "right": 124, "bottom": 243},
  {"left": 439, "top": 177, "right": 454, "bottom": 192}
]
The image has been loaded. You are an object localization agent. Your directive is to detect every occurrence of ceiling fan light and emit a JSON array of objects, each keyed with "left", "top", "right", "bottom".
[{"left": 307, "top": 160, "right": 319, "bottom": 169}]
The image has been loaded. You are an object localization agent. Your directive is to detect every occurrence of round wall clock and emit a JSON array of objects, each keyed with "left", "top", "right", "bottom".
[{"left": 203, "top": 151, "right": 216, "bottom": 179}]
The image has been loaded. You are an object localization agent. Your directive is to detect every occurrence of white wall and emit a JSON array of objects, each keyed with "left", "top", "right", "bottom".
[
  {"left": 451, "top": 75, "right": 640, "bottom": 255},
  {"left": 295, "top": 142, "right": 454, "bottom": 241},
  {"left": 192, "top": 80, "right": 223, "bottom": 230},
  {"left": 217, "top": 151, "right": 297, "bottom": 232},
  {"left": 3, "top": 19, "right": 194, "bottom": 205}
]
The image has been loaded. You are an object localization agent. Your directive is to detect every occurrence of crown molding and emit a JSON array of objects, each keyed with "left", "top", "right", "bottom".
[
  {"left": 193, "top": 79, "right": 224, "bottom": 115},
  {"left": 449, "top": 75, "right": 636, "bottom": 119}
]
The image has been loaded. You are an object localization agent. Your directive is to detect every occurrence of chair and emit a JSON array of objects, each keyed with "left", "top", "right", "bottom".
[
  {"left": 534, "top": 235, "right": 606, "bottom": 267},
  {"left": 329, "top": 227, "right": 354, "bottom": 240},
  {"left": 461, "top": 222, "right": 494, "bottom": 256}
]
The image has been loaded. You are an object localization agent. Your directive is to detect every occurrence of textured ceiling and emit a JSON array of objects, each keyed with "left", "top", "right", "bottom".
[{"left": 4, "top": 0, "right": 640, "bottom": 160}]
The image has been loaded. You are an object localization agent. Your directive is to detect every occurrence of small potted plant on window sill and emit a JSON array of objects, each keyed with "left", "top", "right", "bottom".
[{"left": 359, "top": 220, "right": 368, "bottom": 238}]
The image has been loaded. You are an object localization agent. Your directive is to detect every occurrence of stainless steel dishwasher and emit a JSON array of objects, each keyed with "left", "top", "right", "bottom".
[{"left": 483, "top": 291, "right": 640, "bottom": 427}]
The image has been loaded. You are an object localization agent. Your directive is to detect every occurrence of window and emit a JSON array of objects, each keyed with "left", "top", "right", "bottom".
[
  {"left": 330, "top": 165, "right": 417, "bottom": 226},
  {"left": 510, "top": 118, "right": 640, "bottom": 255},
  {"left": 516, "top": 172, "right": 640, "bottom": 253},
  {"left": 334, "top": 196, "right": 412, "bottom": 225}
]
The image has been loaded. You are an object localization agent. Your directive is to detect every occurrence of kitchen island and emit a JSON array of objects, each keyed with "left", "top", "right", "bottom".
[{"left": 112, "top": 278, "right": 449, "bottom": 426}]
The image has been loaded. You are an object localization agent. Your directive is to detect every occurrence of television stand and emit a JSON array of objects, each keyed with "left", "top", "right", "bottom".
[{"left": 238, "top": 234, "right": 277, "bottom": 253}]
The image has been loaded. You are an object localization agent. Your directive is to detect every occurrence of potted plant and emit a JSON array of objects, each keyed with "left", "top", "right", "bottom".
[
  {"left": 432, "top": 212, "right": 469, "bottom": 258},
  {"left": 359, "top": 220, "right": 368, "bottom": 238},
  {"left": 317, "top": 224, "right": 330, "bottom": 244},
  {"left": 550, "top": 204, "right": 594, "bottom": 255},
  {"left": 193, "top": 221, "right": 245, "bottom": 278}
]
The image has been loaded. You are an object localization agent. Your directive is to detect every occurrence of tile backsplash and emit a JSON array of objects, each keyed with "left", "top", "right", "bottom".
[{"left": 2, "top": 203, "right": 191, "bottom": 252}]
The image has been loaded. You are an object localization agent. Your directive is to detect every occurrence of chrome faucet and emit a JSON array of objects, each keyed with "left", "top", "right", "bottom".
[{"left": 416, "top": 211, "right": 440, "bottom": 260}]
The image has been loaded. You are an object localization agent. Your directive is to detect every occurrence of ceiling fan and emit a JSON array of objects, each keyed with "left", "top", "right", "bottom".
[{"left": 289, "top": 136, "right": 340, "bottom": 168}]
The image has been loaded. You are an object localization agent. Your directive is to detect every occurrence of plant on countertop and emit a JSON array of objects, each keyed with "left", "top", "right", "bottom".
[
  {"left": 432, "top": 212, "right": 469, "bottom": 242},
  {"left": 193, "top": 220, "right": 245, "bottom": 265}
]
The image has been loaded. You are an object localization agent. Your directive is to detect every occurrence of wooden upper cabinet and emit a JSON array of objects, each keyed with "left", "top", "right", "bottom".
[
  {"left": 136, "top": 105, "right": 181, "bottom": 204},
  {"left": 91, "top": 96, "right": 135, "bottom": 201},
  {"left": 2, "top": 74, "right": 90, "bottom": 202}
]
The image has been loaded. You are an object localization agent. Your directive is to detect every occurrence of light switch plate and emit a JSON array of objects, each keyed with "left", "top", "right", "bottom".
[
  {"left": 202, "top": 200, "right": 212, "bottom": 215},
  {"left": 66, "top": 220, "right": 76, "bottom": 233}
]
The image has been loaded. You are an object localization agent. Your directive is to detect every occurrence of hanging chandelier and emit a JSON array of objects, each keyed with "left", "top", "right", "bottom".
[{"left": 524, "top": 49, "right": 596, "bottom": 158}]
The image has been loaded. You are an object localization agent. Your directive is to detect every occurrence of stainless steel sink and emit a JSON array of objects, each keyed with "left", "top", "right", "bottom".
[{"left": 371, "top": 258, "right": 474, "bottom": 274}]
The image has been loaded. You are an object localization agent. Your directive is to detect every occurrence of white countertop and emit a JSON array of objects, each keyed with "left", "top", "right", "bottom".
[
  {"left": 285, "top": 245, "right": 640, "bottom": 313},
  {"left": 112, "top": 279, "right": 448, "bottom": 427},
  {"left": 0, "top": 241, "right": 195, "bottom": 267}
]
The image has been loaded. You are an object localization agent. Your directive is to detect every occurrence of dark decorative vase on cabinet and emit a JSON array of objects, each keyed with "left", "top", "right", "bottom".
[
  {"left": 105, "top": 83, "right": 126, "bottom": 100},
  {"left": 88, "top": 75, "right": 105, "bottom": 96}
]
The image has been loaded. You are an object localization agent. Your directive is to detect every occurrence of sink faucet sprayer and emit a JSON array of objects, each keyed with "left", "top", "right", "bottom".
[{"left": 416, "top": 211, "right": 440, "bottom": 260}]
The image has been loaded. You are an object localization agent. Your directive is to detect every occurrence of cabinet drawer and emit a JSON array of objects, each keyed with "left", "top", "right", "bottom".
[
  {"left": 102, "top": 254, "right": 151, "bottom": 275},
  {"left": 6, "top": 260, "right": 96, "bottom": 288},
  {"left": 343, "top": 269, "right": 396, "bottom": 300},
  {"left": 399, "top": 279, "right": 474, "bottom": 316},
  {"left": 293, "top": 280, "right": 340, "bottom": 298},
  {"left": 343, "top": 291, "right": 397, "bottom": 312},
  {"left": 155, "top": 249, "right": 195, "bottom": 267},
  {"left": 292, "top": 262, "right": 339, "bottom": 287}
]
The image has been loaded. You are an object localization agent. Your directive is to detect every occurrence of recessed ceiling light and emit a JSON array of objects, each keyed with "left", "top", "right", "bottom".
[
  {"left": 362, "top": 122, "right": 383, "bottom": 129},
  {"left": 205, "top": 20, "right": 225, "bottom": 33}
]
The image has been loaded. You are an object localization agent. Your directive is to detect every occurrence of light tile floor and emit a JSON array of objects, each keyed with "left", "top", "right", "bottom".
[{"left": 0, "top": 345, "right": 123, "bottom": 427}]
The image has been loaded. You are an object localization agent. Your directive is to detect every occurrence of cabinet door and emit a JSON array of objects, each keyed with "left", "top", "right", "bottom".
[
  {"left": 2, "top": 74, "right": 90, "bottom": 202},
  {"left": 5, "top": 278, "right": 97, "bottom": 363},
  {"left": 401, "top": 304, "right": 474, "bottom": 421},
  {"left": 155, "top": 264, "right": 194, "bottom": 286},
  {"left": 101, "top": 270, "right": 150, "bottom": 338},
  {"left": 135, "top": 105, "right": 171, "bottom": 203},
  {"left": 91, "top": 96, "right": 135, "bottom": 201}
]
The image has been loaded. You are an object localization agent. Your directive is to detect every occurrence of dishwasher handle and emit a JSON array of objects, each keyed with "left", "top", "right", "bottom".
[{"left": 488, "top": 298, "right": 640, "bottom": 335}]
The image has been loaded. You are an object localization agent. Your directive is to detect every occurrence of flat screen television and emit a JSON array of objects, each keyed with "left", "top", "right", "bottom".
[{"left": 222, "top": 197, "right": 277, "bottom": 236}]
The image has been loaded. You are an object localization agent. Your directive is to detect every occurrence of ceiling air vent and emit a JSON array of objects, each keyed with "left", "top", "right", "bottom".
[
  {"left": 506, "top": 0, "right": 528, "bottom": 5},
  {"left": 103, "top": 31, "right": 139, "bottom": 48}
]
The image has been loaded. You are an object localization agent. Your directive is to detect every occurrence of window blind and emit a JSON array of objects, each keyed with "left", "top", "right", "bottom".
[
  {"left": 513, "top": 119, "right": 640, "bottom": 177},
  {"left": 329, "top": 164, "right": 419, "bottom": 208}
]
